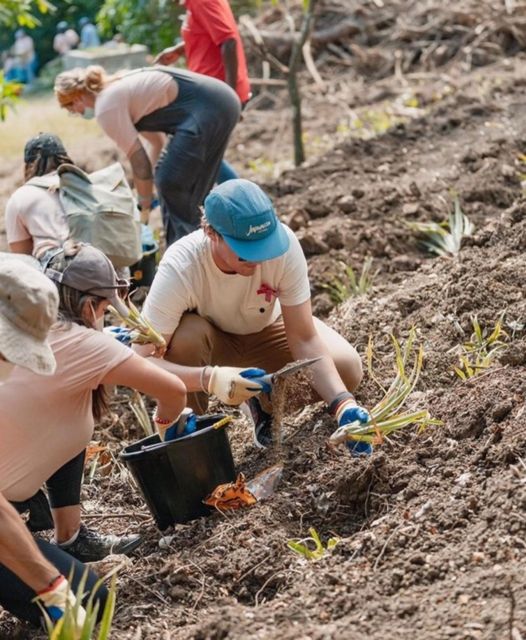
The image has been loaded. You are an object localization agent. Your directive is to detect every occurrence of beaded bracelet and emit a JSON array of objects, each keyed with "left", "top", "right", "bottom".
[{"left": 152, "top": 407, "right": 173, "bottom": 425}]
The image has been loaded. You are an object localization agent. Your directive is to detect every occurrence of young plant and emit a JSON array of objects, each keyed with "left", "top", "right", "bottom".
[
  {"left": 109, "top": 298, "right": 166, "bottom": 355},
  {"left": 323, "top": 257, "right": 375, "bottom": 304},
  {"left": 454, "top": 317, "right": 507, "bottom": 380},
  {"left": 408, "top": 195, "right": 474, "bottom": 257},
  {"left": 40, "top": 570, "right": 117, "bottom": 640},
  {"left": 330, "top": 328, "right": 441, "bottom": 448},
  {"left": 129, "top": 390, "right": 154, "bottom": 436},
  {"left": 287, "top": 527, "right": 339, "bottom": 561}
]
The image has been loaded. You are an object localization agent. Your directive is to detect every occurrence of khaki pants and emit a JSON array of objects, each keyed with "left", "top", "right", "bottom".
[{"left": 166, "top": 313, "right": 363, "bottom": 413}]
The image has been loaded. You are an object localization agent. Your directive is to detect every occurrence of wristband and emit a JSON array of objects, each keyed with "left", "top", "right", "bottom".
[
  {"left": 328, "top": 391, "right": 356, "bottom": 416},
  {"left": 137, "top": 197, "right": 159, "bottom": 212},
  {"left": 200, "top": 366, "right": 211, "bottom": 393},
  {"left": 38, "top": 574, "right": 64, "bottom": 596}
]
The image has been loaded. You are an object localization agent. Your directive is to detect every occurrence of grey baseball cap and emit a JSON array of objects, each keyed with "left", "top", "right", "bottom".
[
  {"left": 0, "top": 253, "right": 59, "bottom": 375},
  {"left": 44, "top": 244, "right": 130, "bottom": 317}
]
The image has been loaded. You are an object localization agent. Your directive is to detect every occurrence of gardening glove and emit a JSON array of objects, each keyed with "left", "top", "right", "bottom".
[
  {"left": 154, "top": 407, "right": 197, "bottom": 442},
  {"left": 208, "top": 366, "right": 265, "bottom": 405},
  {"left": 103, "top": 325, "right": 133, "bottom": 346},
  {"left": 335, "top": 397, "right": 373, "bottom": 457},
  {"left": 36, "top": 575, "right": 86, "bottom": 630}
]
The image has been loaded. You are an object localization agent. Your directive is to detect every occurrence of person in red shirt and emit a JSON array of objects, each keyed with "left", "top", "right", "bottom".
[{"left": 155, "top": 0, "right": 250, "bottom": 182}]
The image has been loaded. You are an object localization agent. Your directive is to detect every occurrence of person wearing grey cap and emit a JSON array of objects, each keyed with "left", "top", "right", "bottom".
[
  {"left": 5, "top": 132, "right": 73, "bottom": 259},
  {"left": 0, "top": 253, "right": 107, "bottom": 633},
  {"left": 0, "top": 242, "right": 187, "bottom": 565}
]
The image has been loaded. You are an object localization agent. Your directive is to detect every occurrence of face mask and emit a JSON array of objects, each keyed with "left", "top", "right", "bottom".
[
  {"left": 0, "top": 360, "right": 15, "bottom": 383},
  {"left": 90, "top": 302, "right": 105, "bottom": 332},
  {"left": 82, "top": 107, "right": 95, "bottom": 120}
]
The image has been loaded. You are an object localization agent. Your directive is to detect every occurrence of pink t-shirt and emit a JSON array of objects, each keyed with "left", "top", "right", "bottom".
[
  {"left": 5, "top": 184, "right": 70, "bottom": 259},
  {"left": 95, "top": 71, "right": 178, "bottom": 157},
  {"left": 0, "top": 323, "right": 132, "bottom": 501}
]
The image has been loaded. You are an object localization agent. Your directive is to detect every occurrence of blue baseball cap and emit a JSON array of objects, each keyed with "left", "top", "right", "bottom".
[{"left": 204, "top": 179, "right": 289, "bottom": 262}]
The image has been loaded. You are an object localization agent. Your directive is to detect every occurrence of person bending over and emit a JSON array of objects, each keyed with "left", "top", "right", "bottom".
[
  {"left": 0, "top": 243, "right": 188, "bottom": 565},
  {"left": 137, "top": 179, "right": 371, "bottom": 453},
  {"left": 0, "top": 253, "right": 106, "bottom": 633},
  {"left": 54, "top": 64, "right": 241, "bottom": 245}
]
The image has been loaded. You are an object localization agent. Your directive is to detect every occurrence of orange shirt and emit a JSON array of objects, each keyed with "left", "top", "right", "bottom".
[{"left": 183, "top": 0, "right": 250, "bottom": 103}]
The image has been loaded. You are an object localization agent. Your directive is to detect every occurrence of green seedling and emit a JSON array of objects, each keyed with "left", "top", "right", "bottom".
[
  {"left": 454, "top": 317, "right": 508, "bottom": 380},
  {"left": 408, "top": 195, "right": 474, "bottom": 257},
  {"left": 330, "top": 328, "right": 441, "bottom": 447},
  {"left": 109, "top": 298, "right": 166, "bottom": 354},
  {"left": 323, "top": 258, "right": 375, "bottom": 304},
  {"left": 129, "top": 390, "right": 154, "bottom": 436},
  {"left": 39, "top": 569, "right": 118, "bottom": 640},
  {"left": 287, "top": 527, "right": 339, "bottom": 561}
]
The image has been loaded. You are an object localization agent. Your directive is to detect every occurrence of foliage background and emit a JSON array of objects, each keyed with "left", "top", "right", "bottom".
[{"left": 1, "top": 0, "right": 260, "bottom": 72}]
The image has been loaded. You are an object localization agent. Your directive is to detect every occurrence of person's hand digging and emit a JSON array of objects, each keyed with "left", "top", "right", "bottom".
[
  {"left": 207, "top": 366, "right": 265, "bottom": 405},
  {"left": 332, "top": 394, "right": 372, "bottom": 456}
]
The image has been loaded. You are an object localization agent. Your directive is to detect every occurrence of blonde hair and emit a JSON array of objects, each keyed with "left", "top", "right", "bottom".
[{"left": 54, "top": 65, "right": 111, "bottom": 107}]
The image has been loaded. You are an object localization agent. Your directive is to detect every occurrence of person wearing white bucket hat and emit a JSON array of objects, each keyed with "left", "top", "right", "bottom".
[
  {"left": 0, "top": 253, "right": 57, "bottom": 377},
  {"left": 0, "top": 243, "right": 187, "bottom": 571},
  {"left": 0, "top": 252, "right": 107, "bottom": 633}
]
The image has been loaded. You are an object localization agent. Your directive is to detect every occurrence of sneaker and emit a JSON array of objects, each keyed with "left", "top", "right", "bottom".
[
  {"left": 60, "top": 524, "right": 143, "bottom": 563},
  {"left": 243, "top": 397, "right": 273, "bottom": 449}
]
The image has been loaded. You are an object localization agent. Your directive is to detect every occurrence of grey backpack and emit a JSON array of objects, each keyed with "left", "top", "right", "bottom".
[{"left": 28, "top": 162, "right": 142, "bottom": 268}]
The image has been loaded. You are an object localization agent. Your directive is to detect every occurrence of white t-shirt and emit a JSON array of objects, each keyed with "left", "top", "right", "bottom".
[
  {"left": 0, "top": 323, "right": 132, "bottom": 501},
  {"left": 5, "top": 184, "right": 70, "bottom": 259},
  {"left": 142, "top": 225, "right": 311, "bottom": 337}
]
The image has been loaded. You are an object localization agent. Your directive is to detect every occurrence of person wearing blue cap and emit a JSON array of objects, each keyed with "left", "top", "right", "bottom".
[{"left": 138, "top": 179, "right": 371, "bottom": 454}]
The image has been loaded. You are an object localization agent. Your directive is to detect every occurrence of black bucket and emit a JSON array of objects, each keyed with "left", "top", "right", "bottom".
[
  {"left": 120, "top": 414, "right": 236, "bottom": 530},
  {"left": 129, "top": 243, "right": 158, "bottom": 288}
]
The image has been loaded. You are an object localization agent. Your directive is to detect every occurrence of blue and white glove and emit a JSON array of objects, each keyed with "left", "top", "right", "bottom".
[
  {"left": 103, "top": 326, "right": 133, "bottom": 346},
  {"left": 154, "top": 407, "right": 197, "bottom": 442},
  {"left": 333, "top": 395, "right": 372, "bottom": 456},
  {"left": 36, "top": 575, "right": 86, "bottom": 630}
]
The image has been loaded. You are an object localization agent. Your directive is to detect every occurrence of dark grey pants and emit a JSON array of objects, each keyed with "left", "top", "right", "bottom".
[{"left": 136, "top": 68, "right": 241, "bottom": 245}]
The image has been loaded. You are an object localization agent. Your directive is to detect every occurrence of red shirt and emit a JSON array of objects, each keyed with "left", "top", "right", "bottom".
[{"left": 182, "top": 0, "right": 251, "bottom": 103}]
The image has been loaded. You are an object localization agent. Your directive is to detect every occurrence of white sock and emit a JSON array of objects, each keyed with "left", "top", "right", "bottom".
[{"left": 55, "top": 527, "right": 80, "bottom": 547}]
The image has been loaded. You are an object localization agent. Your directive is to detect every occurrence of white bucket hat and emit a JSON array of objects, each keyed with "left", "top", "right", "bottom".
[{"left": 0, "top": 253, "right": 59, "bottom": 375}]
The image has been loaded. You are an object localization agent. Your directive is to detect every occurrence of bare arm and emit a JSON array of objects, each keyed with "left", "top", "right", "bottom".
[
  {"left": 140, "top": 131, "right": 167, "bottom": 168},
  {"left": 281, "top": 300, "right": 347, "bottom": 403},
  {"left": 0, "top": 492, "right": 58, "bottom": 592},
  {"left": 153, "top": 41, "right": 186, "bottom": 65},
  {"left": 8, "top": 239, "right": 33, "bottom": 255},
  {"left": 133, "top": 338, "right": 212, "bottom": 393},
  {"left": 128, "top": 141, "right": 155, "bottom": 224},
  {"left": 102, "top": 351, "right": 186, "bottom": 420},
  {"left": 221, "top": 38, "right": 238, "bottom": 91}
]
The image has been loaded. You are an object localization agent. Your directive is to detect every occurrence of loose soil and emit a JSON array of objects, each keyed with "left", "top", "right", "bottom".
[{"left": 1, "top": 1, "right": 526, "bottom": 638}]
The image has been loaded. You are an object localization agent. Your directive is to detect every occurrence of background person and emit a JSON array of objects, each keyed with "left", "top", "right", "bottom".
[
  {"left": 0, "top": 243, "right": 187, "bottom": 563},
  {"left": 79, "top": 17, "right": 100, "bottom": 49},
  {"left": 138, "top": 179, "right": 371, "bottom": 452},
  {"left": 54, "top": 65, "right": 241, "bottom": 246},
  {"left": 53, "top": 21, "right": 79, "bottom": 56},
  {"left": 0, "top": 253, "right": 106, "bottom": 632},
  {"left": 154, "top": 0, "right": 251, "bottom": 183},
  {"left": 11, "top": 29, "right": 36, "bottom": 86},
  {"left": 5, "top": 132, "right": 73, "bottom": 259}
]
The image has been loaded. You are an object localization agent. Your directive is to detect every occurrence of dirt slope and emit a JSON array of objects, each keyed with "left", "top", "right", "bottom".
[{"left": 1, "top": 4, "right": 526, "bottom": 640}]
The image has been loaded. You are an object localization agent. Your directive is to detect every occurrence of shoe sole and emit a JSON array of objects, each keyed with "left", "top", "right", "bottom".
[{"left": 113, "top": 536, "right": 144, "bottom": 556}]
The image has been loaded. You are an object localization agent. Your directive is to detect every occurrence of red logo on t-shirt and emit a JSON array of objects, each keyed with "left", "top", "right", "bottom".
[{"left": 257, "top": 283, "right": 279, "bottom": 302}]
